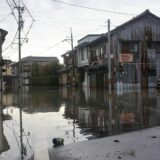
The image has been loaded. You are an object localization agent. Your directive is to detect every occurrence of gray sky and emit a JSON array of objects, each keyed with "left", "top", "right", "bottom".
[{"left": 0, "top": 0, "right": 160, "bottom": 63}]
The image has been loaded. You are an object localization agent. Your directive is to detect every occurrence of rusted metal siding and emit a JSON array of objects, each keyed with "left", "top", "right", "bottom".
[{"left": 116, "top": 17, "right": 160, "bottom": 41}]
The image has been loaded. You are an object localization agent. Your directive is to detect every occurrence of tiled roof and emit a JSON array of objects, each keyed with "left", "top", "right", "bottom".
[{"left": 21, "top": 56, "right": 59, "bottom": 62}]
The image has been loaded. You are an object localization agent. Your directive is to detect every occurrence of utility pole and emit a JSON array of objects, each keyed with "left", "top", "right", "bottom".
[
  {"left": 16, "top": 2, "right": 24, "bottom": 159},
  {"left": 70, "top": 28, "right": 74, "bottom": 51},
  {"left": 5, "top": 1, "right": 34, "bottom": 159},
  {"left": 70, "top": 28, "right": 75, "bottom": 84},
  {"left": 107, "top": 19, "right": 112, "bottom": 134},
  {"left": 18, "top": 4, "right": 23, "bottom": 88},
  {"left": 107, "top": 19, "right": 111, "bottom": 91}
]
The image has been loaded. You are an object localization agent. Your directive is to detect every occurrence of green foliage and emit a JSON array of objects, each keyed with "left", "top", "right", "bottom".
[{"left": 31, "top": 61, "right": 63, "bottom": 86}]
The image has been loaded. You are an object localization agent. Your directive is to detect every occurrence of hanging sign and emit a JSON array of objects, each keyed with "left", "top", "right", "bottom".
[{"left": 119, "top": 53, "right": 133, "bottom": 62}]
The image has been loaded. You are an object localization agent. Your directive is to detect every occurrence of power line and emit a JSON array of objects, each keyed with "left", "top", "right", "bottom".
[
  {"left": 5, "top": 0, "right": 18, "bottom": 23},
  {"left": 2, "top": 29, "right": 18, "bottom": 54},
  {"left": 21, "top": 0, "right": 34, "bottom": 21},
  {"left": 3, "top": 47, "right": 18, "bottom": 58},
  {"left": 5, "top": 0, "right": 35, "bottom": 60},
  {"left": 52, "top": 0, "right": 135, "bottom": 16},
  {"left": 37, "top": 40, "right": 65, "bottom": 55}
]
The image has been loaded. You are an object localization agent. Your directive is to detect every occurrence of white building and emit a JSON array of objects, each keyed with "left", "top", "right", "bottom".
[{"left": 77, "top": 35, "right": 100, "bottom": 87}]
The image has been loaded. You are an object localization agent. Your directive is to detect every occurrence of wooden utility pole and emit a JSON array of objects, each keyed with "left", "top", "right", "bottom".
[
  {"left": 70, "top": 28, "right": 75, "bottom": 84},
  {"left": 108, "top": 19, "right": 111, "bottom": 91},
  {"left": 17, "top": 2, "right": 24, "bottom": 159},
  {"left": 70, "top": 28, "right": 74, "bottom": 51}
]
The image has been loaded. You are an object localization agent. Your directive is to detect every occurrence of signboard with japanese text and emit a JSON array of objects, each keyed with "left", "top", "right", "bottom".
[{"left": 119, "top": 53, "right": 133, "bottom": 62}]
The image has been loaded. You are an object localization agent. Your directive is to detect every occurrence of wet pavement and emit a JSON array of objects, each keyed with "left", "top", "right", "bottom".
[
  {"left": 48, "top": 126, "right": 160, "bottom": 160},
  {"left": 0, "top": 86, "right": 160, "bottom": 159}
]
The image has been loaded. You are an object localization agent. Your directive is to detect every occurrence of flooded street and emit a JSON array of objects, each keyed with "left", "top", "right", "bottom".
[{"left": 0, "top": 86, "right": 160, "bottom": 160}]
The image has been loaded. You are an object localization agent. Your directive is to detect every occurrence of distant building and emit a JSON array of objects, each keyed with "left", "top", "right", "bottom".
[
  {"left": 11, "top": 56, "right": 59, "bottom": 85},
  {"left": 0, "top": 28, "right": 9, "bottom": 153},
  {"left": 3, "top": 60, "right": 13, "bottom": 86},
  {"left": 0, "top": 28, "right": 8, "bottom": 88}
]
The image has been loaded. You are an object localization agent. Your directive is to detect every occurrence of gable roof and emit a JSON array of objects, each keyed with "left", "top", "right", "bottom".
[
  {"left": 115, "top": 9, "right": 160, "bottom": 31},
  {"left": 89, "top": 9, "right": 160, "bottom": 46}
]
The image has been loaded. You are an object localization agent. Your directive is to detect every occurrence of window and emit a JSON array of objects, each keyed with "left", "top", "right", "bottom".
[
  {"left": 90, "top": 49, "right": 96, "bottom": 61},
  {"left": 130, "top": 43, "right": 138, "bottom": 53},
  {"left": 151, "top": 43, "right": 160, "bottom": 54},
  {"left": 121, "top": 42, "right": 138, "bottom": 53},
  {"left": 80, "top": 49, "right": 85, "bottom": 61}
]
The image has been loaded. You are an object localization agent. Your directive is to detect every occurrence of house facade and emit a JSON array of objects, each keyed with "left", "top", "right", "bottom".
[
  {"left": 88, "top": 10, "right": 160, "bottom": 88},
  {"left": 60, "top": 10, "right": 160, "bottom": 89},
  {"left": 0, "top": 29, "right": 8, "bottom": 89},
  {"left": 77, "top": 35, "right": 101, "bottom": 87},
  {"left": 2, "top": 60, "right": 13, "bottom": 86},
  {"left": 59, "top": 49, "right": 78, "bottom": 86}
]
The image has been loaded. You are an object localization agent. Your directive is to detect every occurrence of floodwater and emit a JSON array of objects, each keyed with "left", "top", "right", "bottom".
[{"left": 0, "top": 86, "right": 160, "bottom": 160}]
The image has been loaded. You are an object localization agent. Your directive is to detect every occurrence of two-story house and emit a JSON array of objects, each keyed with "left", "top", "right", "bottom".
[
  {"left": 87, "top": 10, "right": 160, "bottom": 89},
  {"left": 60, "top": 10, "right": 160, "bottom": 89},
  {"left": 59, "top": 49, "right": 77, "bottom": 86},
  {"left": 77, "top": 35, "right": 101, "bottom": 87}
]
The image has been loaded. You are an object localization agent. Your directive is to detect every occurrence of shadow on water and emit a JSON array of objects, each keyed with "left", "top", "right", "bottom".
[{"left": 0, "top": 85, "right": 160, "bottom": 159}]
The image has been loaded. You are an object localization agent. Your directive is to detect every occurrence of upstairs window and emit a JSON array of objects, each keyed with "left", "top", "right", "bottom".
[
  {"left": 80, "top": 49, "right": 85, "bottom": 61},
  {"left": 121, "top": 42, "right": 138, "bottom": 53}
]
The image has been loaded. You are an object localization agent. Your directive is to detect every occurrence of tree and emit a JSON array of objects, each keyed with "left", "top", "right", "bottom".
[{"left": 31, "top": 61, "right": 63, "bottom": 86}]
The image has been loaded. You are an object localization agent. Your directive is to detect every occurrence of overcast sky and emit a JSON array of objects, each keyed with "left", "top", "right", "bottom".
[{"left": 0, "top": 0, "right": 160, "bottom": 63}]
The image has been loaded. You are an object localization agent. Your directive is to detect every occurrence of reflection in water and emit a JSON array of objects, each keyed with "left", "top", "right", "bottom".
[
  {"left": 63, "top": 87, "right": 160, "bottom": 138},
  {"left": 0, "top": 88, "right": 10, "bottom": 155},
  {"left": 0, "top": 86, "right": 160, "bottom": 159}
]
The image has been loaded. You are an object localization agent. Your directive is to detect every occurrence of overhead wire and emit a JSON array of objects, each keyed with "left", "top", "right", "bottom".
[
  {"left": 52, "top": 0, "right": 135, "bottom": 16},
  {"left": 4, "top": 0, "right": 35, "bottom": 60},
  {"left": 21, "top": 0, "right": 34, "bottom": 21},
  {"left": 3, "top": 29, "right": 18, "bottom": 54},
  {"left": 3, "top": 47, "right": 18, "bottom": 59},
  {"left": 5, "top": 0, "right": 18, "bottom": 23},
  {"left": 36, "top": 40, "right": 65, "bottom": 55}
]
